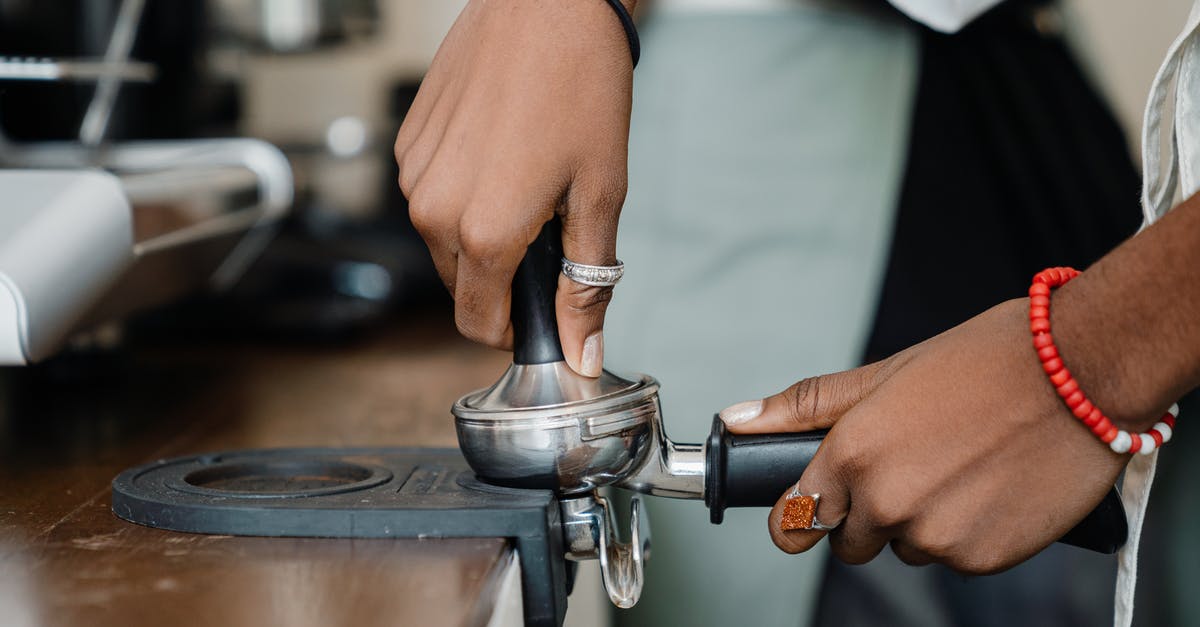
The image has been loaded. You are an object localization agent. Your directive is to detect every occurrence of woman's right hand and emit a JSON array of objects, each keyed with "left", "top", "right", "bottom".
[{"left": 394, "top": 0, "right": 636, "bottom": 377}]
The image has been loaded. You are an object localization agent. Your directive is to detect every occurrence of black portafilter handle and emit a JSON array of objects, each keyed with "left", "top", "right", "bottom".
[
  {"left": 512, "top": 219, "right": 566, "bottom": 365},
  {"left": 703, "top": 416, "right": 1128, "bottom": 554}
]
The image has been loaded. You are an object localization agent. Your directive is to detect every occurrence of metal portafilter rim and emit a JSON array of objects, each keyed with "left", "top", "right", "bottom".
[{"left": 453, "top": 372, "right": 659, "bottom": 426}]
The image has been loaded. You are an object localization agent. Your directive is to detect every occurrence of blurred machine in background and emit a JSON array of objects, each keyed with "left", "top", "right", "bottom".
[{"left": 0, "top": 0, "right": 454, "bottom": 363}]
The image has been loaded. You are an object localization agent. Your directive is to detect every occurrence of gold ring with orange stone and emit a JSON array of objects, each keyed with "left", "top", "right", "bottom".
[{"left": 781, "top": 488, "right": 842, "bottom": 532}]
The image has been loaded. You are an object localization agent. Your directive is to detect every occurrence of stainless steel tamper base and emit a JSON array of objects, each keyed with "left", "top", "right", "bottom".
[
  {"left": 454, "top": 362, "right": 659, "bottom": 495},
  {"left": 453, "top": 361, "right": 705, "bottom": 608}
]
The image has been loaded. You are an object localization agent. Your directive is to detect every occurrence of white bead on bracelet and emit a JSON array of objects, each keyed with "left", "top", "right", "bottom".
[{"left": 1110, "top": 403, "right": 1178, "bottom": 455}]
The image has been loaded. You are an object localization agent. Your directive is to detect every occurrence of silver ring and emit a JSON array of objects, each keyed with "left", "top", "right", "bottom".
[
  {"left": 812, "top": 517, "right": 839, "bottom": 532},
  {"left": 561, "top": 257, "right": 624, "bottom": 287}
]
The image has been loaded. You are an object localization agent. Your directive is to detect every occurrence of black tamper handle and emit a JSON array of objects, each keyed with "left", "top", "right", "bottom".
[
  {"left": 704, "top": 416, "right": 1128, "bottom": 554},
  {"left": 512, "top": 219, "right": 566, "bottom": 365}
]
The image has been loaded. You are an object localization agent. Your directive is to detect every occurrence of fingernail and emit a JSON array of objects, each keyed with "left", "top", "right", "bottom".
[
  {"left": 719, "top": 399, "right": 764, "bottom": 425},
  {"left": 580, "top": 331, "right": 604, "bottom": 377}
]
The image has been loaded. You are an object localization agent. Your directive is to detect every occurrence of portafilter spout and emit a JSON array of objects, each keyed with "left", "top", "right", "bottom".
[{"left": 453, "top": 221, "right": 1129, "bottom": 609}]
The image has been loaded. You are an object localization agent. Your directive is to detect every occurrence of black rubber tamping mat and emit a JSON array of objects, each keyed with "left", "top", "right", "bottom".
[{"left": 112, "top": 447, "right": 569, "bottom": 627}]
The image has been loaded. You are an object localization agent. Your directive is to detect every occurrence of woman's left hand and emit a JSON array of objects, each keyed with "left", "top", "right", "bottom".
[{"left": 720, "top": 297, "right": 1127, "bottom": 573}]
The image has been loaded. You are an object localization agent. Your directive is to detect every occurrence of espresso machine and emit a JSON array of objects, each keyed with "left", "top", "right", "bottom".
[
  {"left": 111, "top": 222, "right": 1127, "bottom": 626},
  {"left": 0, "top": 0, "right": 296, "bottom": 365}
]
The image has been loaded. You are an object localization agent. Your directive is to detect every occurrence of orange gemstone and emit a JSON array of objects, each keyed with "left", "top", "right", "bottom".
[{"left": 781, "top": 495, "right": 817, "bottom": 531}]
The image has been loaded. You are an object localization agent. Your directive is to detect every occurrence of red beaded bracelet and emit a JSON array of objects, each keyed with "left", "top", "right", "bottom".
[{"left": 1029, "top": 267, "right": 1177, "bottom": 454}]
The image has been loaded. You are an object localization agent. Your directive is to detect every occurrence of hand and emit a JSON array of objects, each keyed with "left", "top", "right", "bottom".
[
  {"left": 721, "top": 298, "right": 1127, "bottom": 574},
  {"left": 394, "top": 0, "right": 635, "bottom": 376}
]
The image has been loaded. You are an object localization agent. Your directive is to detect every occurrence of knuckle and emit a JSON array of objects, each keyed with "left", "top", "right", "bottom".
[
  {"left": 851, "top": 365, "right": 881, "bottom": 401},
  {"left": 933, "top": 533, "right": 1015, "bottom": 575},
  {"left": 573, "top": 171, "right": 628, "bottom": 214},
  {"left": 824, "top": 435, "right": 866, "bottom": 479},
  {"left": 405, "top": 186, "right": 443, "bottom": 235},
  {"left": 397, "top": 153, "right": 421, "bottom": 198},
  {"left": 458, "top": 218, "right": 510, "bottom": 259},
  {"left": 863, "top": 498, "right": 909, "bottom": 530},
  {"left": 867, "top": 350, "right": 911, "bottom": 387},
  {"left": 393, "top": 127, "right": 410, "bottom": 163},
  {"left": 948, "top": 551, "right": 1009, "bottom": 576},
  {"left": 908, "top": 527, "right": 958, "bottom": 561},
  {"left": 784, "top": 377, "right": 821, "bottom": 428},
  {"left": 588, "top": 182, "right": 627, "bottom": 216},
  {"left": 393, "top": 131, "right": 410, "bottom": 164}
]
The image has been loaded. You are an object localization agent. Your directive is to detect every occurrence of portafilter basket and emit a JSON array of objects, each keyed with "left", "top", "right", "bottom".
[{"left": 452, "top": 220, "right": 1129, "bottom": 609}]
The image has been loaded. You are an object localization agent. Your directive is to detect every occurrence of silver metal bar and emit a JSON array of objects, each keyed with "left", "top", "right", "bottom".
[
  {"left": 79, "top": 0, "right": 147, "bottom": 147},
  {"left": 0, "top": 57, "right": 155, "bottom": 82},
  {"left": 6, "top": 138, "right": 294, "bottom": 288},
  {"left": 615, "top": 418, "right": 707, "bottom": 499}
]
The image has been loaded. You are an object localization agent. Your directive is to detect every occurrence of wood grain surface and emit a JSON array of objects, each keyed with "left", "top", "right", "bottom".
[{"left": 0, "top": 316, "right": 515, "bottom": 627}]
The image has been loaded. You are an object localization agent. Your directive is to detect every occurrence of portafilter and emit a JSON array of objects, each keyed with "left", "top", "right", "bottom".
[{"left": 453, "top": 221, "right": 1129, "bottom": 608}]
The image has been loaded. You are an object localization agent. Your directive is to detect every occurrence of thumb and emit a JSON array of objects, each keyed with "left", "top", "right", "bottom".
[{"left": 719, "top": 361, "right": 888, "bottom": 434}]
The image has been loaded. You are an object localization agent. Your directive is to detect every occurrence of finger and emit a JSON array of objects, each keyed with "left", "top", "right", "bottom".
[
  {"left": 408, "top": 199, "right": 458, "bottom": 294},
  {"left": 453, "top": 210, "right": 530, "bottom": 349},
  {"left": 825, "top": 490, "right": 892, "bottom": 566},
  {"left": 454, "top": 258, "right": 515, "bottom": 349},
  {"left": 394, "top": 85, "right": 435, "bottom": 163},
  {"left": 720, "top": 360, "right": 889, "bottom": 434},
  {"left": 767, "top": 447, "right": 849, "bottom": 554},
  {"left": 404, "top": 160, "right": 461, "bottom": 297},
  {"left": 557, "top": 171, "right": 623, "bottom": 377},
  {"left": 394, "top": 84, "right": 441, "bottom": 192},
  {"left": 397, "top": 88, "right": 452, "bottom": 198}
]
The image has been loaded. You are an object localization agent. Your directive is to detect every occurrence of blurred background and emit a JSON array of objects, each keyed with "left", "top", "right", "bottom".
[
  {"left": 0, "top": 0, "right": 469, "bottom": 354},
  {"left": 0, "top": 1, "right": 1196, "bottom": 627},
  {"left": 0, "top": 0, "right": 1188, "bottom": 361}
]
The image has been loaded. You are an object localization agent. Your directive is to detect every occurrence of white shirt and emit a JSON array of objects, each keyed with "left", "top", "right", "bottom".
[
  {"left": 658, "top": 0, "right": 1001, "bottom": 32},
  {"left": 1120, "top": 2, "right": 1200, "bottom": 625},
  {"left": 887, "top": 0, "right": 998, "bottom": 31}
]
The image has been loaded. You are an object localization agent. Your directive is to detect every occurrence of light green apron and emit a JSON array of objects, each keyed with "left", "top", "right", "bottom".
[{"left": 604, "top": 6, "right": 919, "bottom": 626}]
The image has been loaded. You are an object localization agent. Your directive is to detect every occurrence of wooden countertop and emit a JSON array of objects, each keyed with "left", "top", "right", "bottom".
[{"left": 0, "top": 315, "right": 518, "bottom": 627}]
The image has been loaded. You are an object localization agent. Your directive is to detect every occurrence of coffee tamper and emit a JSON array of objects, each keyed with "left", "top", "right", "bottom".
[{"left": 453, "top": 222, "right": 1129, "bottom": 608}]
